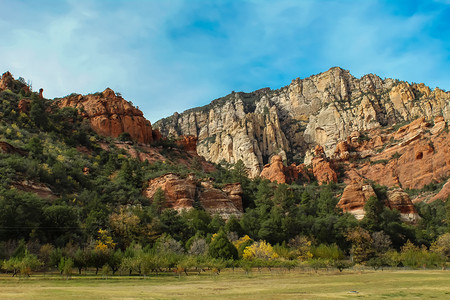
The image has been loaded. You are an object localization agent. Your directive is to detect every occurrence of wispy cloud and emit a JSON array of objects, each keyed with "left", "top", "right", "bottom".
[{"left": 0, "top": 0, "right": 448, "bottom": 122}]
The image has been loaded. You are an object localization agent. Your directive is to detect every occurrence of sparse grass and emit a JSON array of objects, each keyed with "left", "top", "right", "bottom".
[{"left": 1, "top": 269, "right": 450, "bottom": 299}]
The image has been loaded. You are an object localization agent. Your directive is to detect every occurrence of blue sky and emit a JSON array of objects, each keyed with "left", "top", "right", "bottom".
[{"left": 0, "top": 0, "right": 449, "bottom": 122}]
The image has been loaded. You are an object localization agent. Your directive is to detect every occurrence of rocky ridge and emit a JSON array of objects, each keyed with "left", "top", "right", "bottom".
[
  {"left": 155, "top": 67, "right": 450, "bottom": 176},
  {"left": 56, "top": 88, "right": 158, "bottom": 144}
]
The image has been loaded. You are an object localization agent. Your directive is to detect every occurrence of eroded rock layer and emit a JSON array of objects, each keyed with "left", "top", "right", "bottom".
[
  {"left": 340, "top": 116, "right": 449, "bottom": 191},
  {"left": 143, "top": 173, "right": 243, "bottom": 219},
  {"left": 338, "top": 183, "right": 419, "bottom": 222},
  {"left": 56, "top": 88, "right": 155, "bottom": 144},
  {"left": 156, "top": 67, "right": 450, "bottom": 176},
  {"left": 260, "top": 155, "right": 309, "bottom": 184}
]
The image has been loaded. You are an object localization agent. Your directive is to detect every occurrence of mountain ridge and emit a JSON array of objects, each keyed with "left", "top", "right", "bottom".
[{"left": 155, "top": 67, "right": 450, "bottom": 176}]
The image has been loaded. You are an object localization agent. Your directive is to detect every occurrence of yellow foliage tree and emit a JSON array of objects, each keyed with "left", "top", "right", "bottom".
[
  {"left": 288, "top": 235, "right": 313, "bottom": 260},
  {"left": 109, "top": 207, "right": 141, "bottom": 247},
  {"left": 243, "top": 240, "right": 278, "bottom": 260},
  {"left": 233, "top": 235, "right": 252, "bottom": 249},
  {"left": 95, "top": 229, "right": 116, "bottom": 251}
]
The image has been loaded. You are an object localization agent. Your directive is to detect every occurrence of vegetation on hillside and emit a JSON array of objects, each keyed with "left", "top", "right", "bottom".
[{"left": 0, "top": 77, "right": 449, "bottom": 277}]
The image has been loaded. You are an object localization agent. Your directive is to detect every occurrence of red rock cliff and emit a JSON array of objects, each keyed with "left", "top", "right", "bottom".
[
  {"left": 143, "top": 173, "right": 243, "bottom": 219},
  {"left": 260, "top": 155, "right": 309, "bottom": 184},
  {"left": 56, "top": 88, "right": 154, "bottom": 144}
]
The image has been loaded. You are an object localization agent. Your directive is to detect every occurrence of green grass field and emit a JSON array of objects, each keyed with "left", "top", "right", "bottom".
[{"left": 1, "top": 269, "right": 450, "bottom": 299}]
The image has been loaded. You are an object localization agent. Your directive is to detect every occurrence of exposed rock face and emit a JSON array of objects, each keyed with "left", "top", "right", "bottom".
[
  {"left": 338, "top": 183, "right": 419, "bottom": 222},
  {"left": 144, "top": 173, "right": 196, "bottom": 211},
  {"left": 343, "top": 116, "right": 449, "bottom": 190},
  {"left": 11, "top": 180, "right": 56, "bottom": 200},
  {"left": 56, "top": 88, "right": 155, "bottom": 144},
  {"left": 0, "top": 71, "right": 14, "bottom": 90},
  {"left": 198, "top": 181, "right": 243, "bottom": 219},
  {"left": 260, "top": 155, "right": 288, "bottom": 184},
  {"left": 311, "top": 146, "right": 337, "bottom": 185},
  {"left": 260, "top": 155, "right": 309, "bottom": 184},
  {"left": 334, "top": 141, "right": 350, "bottom": 161},
  {"left": 143, "top": 173, "right": 243, "bottom": 219},
  {"left": 222, "top": 183, "right": 244, "bottom": 212},
  {"left": 386, "top": 189, "right": 420, "bottom": 222},
  {"left": 18, "top": 99, "right": 31, "bottom": 114},
  {"left": 0, "top": 141, "right": 28, "bottom": 156},
  {"left": 156, "top": 67, "right": 450, "bottom": 176},
  {"left": 338, "top": 182, "right": 377, "bottom": 220},
  {"left": 176, "top": 135, "right": 198, "bottom": 153},
  {"left": 430, "top": 180, "right": 450, "bottom": 202}
]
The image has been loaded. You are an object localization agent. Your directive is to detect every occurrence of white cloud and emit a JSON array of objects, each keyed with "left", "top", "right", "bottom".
[{"left": 0, "top": 0, "right": 448, "bottom": 122}]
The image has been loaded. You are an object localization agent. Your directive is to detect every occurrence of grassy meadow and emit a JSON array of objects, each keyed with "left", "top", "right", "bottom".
[{"left": 1, "top": 269, "right": 450, "bottom": 299}]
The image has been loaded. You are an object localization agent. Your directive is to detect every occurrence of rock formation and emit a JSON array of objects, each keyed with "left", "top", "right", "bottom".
[
  {"left": 430, "top": 180, "right": 450, "bottom": 202},
  {"left": 0, "top": 71, "right": 14, "bottom": 91},
  {"left": 11, "top": 180, "right": 56, "bottom": 200},
  {"left": 156, "top": 67, "right": 450, "bottom": 176},
  {"left": 338, "top": 182, "right": 419, "bottom": 222},
  {"left": 260, "top": 154, "right": 309, "bottom": 184},
  {"left": 311, "top": 145, "right": 337, "bottom": 185},
  {"left": 143, "top": 173, "right": 243, "bottom": 219},
  {"left": 0, "top": 141, "right": 28, "bottom": 156},
  {"left": 18, "top": 99, "right": 31, "bottom": 114},
  {"left": 56, "top": 88, "right": 155, "bottom": 144},
  {"left": 342, "top": 116, "right": 449, "bottom": 190},
  {"left": 386, "top": 189, "right": 420, "bottom": 222},
  {"left": 175, "top": 135, "right": 198, "bottom": 153},
  {"left": 338, "top": 182, "right": 377, "bottom": 220}
]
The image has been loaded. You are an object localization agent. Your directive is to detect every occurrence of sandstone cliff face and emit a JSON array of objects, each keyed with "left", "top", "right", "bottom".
[
  {"left": 430, "top": 180, "right": 450, "bottom": 202},
  {"left": 156, "top": 92, "right": 290, "bottom": 177},
  {"left": 56, "top": 88, "right": 155, "bottom": 144},
  {"left": 338, "top": 182, "right": 377, "bottom": 220},
  {"left": 386, "top": 189, "right": 420, "bottom": 222},
  {"left": 143, "top": 173, "right": 243, "bottom": 219},
  {"left": 337, "top": 182, "right": 419, "bottom": 222},
  {"left": 155, "top": 67, "right": 450, "bottom": 176},
  {"left": 342, "top": 117, "right": 449, "bottom": 191},
  {"left": 175, "top": 135, "right": 198, "bottom": 153},
  {"left": 260, "top": 154, "right": 310, "bottom": 184}
]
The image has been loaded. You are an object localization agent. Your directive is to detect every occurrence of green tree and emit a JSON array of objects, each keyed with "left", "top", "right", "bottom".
[
  {"left": 151, "top": 188, "right": 166, "bottom": 215},
  {"left": 118, "top": 132, "right": 132, "bottom": 142},
  {"left": 29, "top": 97, "right": 48, "bottom": 129},
  {"left": 361, "top": 196, "right": 383, "bottom": 232},
  {"left": 231, "top": 159, "right": 248, "bottom": 183},
  {"left": 225, "top": 215, "right": 244, "bottom": 236},
  {"left": 346, "top": 227, "right": 375, "bottom": 263},
  {"left": 208, "top": 229, "right": 238, "bottom": 260}
]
